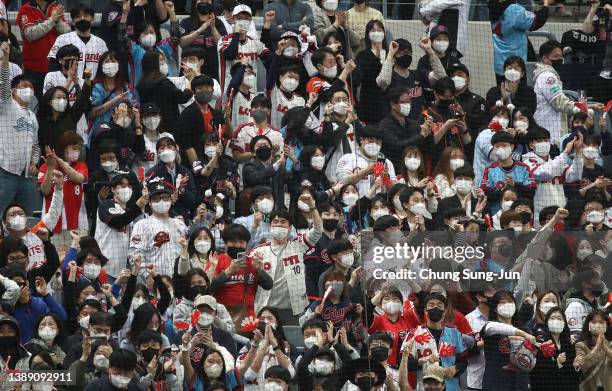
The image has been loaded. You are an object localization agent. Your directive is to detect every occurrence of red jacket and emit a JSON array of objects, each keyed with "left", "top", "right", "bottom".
[{"left": 17, "top": 1, "right": 64, "bottom": 72}]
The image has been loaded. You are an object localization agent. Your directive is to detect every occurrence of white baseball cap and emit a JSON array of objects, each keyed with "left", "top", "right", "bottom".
[{"left": 232, "top": 4, "right": 252, "bottom": 16}]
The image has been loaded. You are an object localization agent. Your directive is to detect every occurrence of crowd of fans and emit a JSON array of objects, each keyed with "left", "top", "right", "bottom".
[{"left": 0, "top": 0, "right": 611, "bottom": 390}]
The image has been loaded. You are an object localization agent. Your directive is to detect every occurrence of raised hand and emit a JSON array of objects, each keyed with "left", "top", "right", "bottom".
[{"left": 35, "top": 276, "right": 48, "bottom": 296}]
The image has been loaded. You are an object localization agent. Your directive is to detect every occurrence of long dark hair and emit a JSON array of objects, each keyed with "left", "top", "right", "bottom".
[
  {"left": 364, "top": 19, "right": 387, "bottom": 50},
  {"left": 33, "top": 313, "right": 65, "bottom": 347},
  {"left": 94, "top": 51, "right": 128, "bottom": 91},
  {"left": 188, "top": 227, "right": 216, "bottom": 258},
  {"left": 257, "top": 306, "right": 289, "bottom": 347},
  {"left": 138, "top": 50, "right": 164, "bottom": 85},
  {"left": 38, "top": 86, "right": 70, "bottom": 120},
  {"left": 488, "top": 290, "right": 519, "bottom": 325},
  {"left": 543, "top": 307, "right": 572, "bottom": 345},
  {"left": 128, "top": 303, "right": 162, "bottom": 343},
  {"left": 578, "top": 309, "right": 612, "bottom": 347}
]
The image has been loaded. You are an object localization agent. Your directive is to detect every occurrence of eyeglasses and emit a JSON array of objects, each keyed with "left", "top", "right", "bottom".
[{"left": 7, "top": 256, "right": 27, "bottom": 263}]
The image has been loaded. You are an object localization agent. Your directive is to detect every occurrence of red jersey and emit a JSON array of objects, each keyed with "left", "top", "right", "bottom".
[
  {"left": 403, "top": 298, "right": 473, "bottom": 335},
  {"left": 38, "top": 162, "right": 89, "bottom": 233},
  {"left": 368, "top": 312, "right": 411, "bottom": 367},
  {"left": 17, "top": 1, "right": 66, "bottom": 72},
  {"left": 213, "top": 253, "right": 258, "bottom": 309}
]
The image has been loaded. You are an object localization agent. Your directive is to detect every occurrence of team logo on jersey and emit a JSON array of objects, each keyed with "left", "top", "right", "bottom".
[
  {"left": 107, "top": 11, "right": 119, "bottom": 23},
  {"left": 498, "top": 336, "right": 511, "bottom": 353},
  {"left": 263, "top": 261, "right": 272, "bottom": 271},
  {"left": 131, "top": 235, "right": 141, "bottom": 243},
  {"left": 438, "top": 342, "right": 456, "bottom": 357},
  {"left": 153, "top": 231, "right": 170, "bottom": 247},
  {"left": 20, "top": 15, "right": 28, "bottom": 24},
  {"left": 14, "top": 117, "right": 35, "bottom": 133},
  {"left": 546, "top": 77, "right": 556, "bottom": 85}
]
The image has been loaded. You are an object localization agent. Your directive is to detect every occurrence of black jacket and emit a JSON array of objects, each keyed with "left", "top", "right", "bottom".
[
  {"left": 485, "top": 82, "right": 537, "bottom": 114},
  {"left": 242, "top": 158, "right": 287, "bottom": 205},
  {"left": 435, "top": 194, "right": 490, "bottom": 229},
  {"left": 456, "top": 89, "right": 488, "bottom": 138},
  {"left": 379, "top": 113, "right": 430, "bottom": 170},
  {"left": 136, "top": 76, "right": 193, "bottom": 135},
  {"left": 146, "top": 161, "right": 197, "bottom": 221},
  {"left": 84, "top": 374, "right": 141, "bottom": 391},
  {"left": 177, "top": 102, "right": 225, "bottom": 158}
]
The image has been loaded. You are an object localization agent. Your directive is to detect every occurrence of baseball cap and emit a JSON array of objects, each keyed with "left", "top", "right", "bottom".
[
  {"left": 141, "top": 102, "right": 160, "bottom": 117},
  {"left": 430, "top": 25, "right": 449, "bottom": 39},
  {"left": 147, "top": 178, "right": 173, "bottom": 197},
  {"left": 448, "top": 62, "right": 469, "bottom": 77},
  {"left": 232, "top": 4, "right": 252, "bottom": 16},
  {"left": 422, "top": 363, "right": 446, "bottom": 383},
  {"left": 194, "top": 295, "right": 218, "bottom": 311}
]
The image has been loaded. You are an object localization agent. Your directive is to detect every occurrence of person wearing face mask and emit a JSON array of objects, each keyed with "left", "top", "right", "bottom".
[
  {"left": 226, "top": 62, "right": 260, "bottom": 132},
  {"left": 564, "top": 268, "right": 607, "bottom": 337},
  {"left": 296, "top": 331, "right": 354, "bottom": 390},
  {"left": 40, "top": 45, "right": 93, "bottom": 151},
  {"left": 481, "top": 132, "right": 535, "bottom": 213},
  {"left": 177, "top": 226, "right": 217, "bottom": 281},
  {"left": 48, "top": 4, "right": 107, "bottom": 80},
  {"left": 120, "top": 1, "right": 180, "bottom": 86},
  {"left": 379, "top": 87, "right": 433, "bottom": 170},
  {"left": 397, "top": 187, "right": 435, "bottom": 232},
  {"left": 269, "top": 64, "right": 306, "bottom": 129},
  {"left": 534, "top": 40, "right": 588, "bottom": 146},
  {"left": 218, "top": 0, "right": 256, "bottom": 38},
  {"left": 436, "top": 165, "right": 489, "bottom": 229},
  {"left": 0, "top": 315, "right": 32, "bottom": 387},
  {"left": 84, "top": 348, "right": 141, "bottom": 391},
  {"left": 448, "top": 63, "right": 488, "bottom": 136},
  {"left": 137, "top": 51, "right": 194, "bottom": 134},
  {"left": 251, "top": 204, "right": 322, "bottom": 325},
  {"left": 94, "top": 174, "right": 147, "bottom": 282},
  {"left": 480, "top": 291, "right": 537, "bottom": 391},
  {"left": 29, "top": 314, "right": 66, "bottom": 366},
  {"left": 69, "top": 339, "right": 114, "bottom": 389},
  {"left": 485, "top": 56, "right": 537, "bottom": 114},
  {"left": 581, "top": 196, "right": 609, "bottom": 232},
  {"left": 128, "top": 179, "right": 188, "bottom": 277},
  {"left": 218, "top": 5, "right": 273, "bottom": 93},
  {"left": 234, "top": 186, "right": 280, "bottom": 247},
  {"left": 336, "top": 125, "right": 396, "bottom": 196},
  {"left": 132, "top": 330, "right": 181, "bottom": 390},
  {"left": 573, "top": 309, "right": 612, "bottom": 391},
  {"left": 292, "top": 146, "right": 333, "bottom": 196},
  {"left": 575, "top": 132, "right": 612, "bottom": 201},
  {"left": 405, "top": 293, "right": 467, "bottom": 391},
  {"left": 521, "top": 290, "right": 561, "bottom": 338},
  {"left": 522, "top": 127, "right": 583, "bottom": 224},
  {"left": 416, "top": 26, "right": 462, "bottom": 78},
  {"left": 263, "top": 365, "right": 292, "bottom": 391},
  {"left": 312, "top": 0, "right": 360, "bottom": 56}
]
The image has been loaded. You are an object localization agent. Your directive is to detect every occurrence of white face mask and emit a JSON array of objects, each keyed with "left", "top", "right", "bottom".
[
  {"left": 363, "top": 142, "right": 381, "bottom": 157},
  {"left": 159, "top": 63, "right": 169, "bottom": 76},
  {"left": 93, "top": 354, "right": 110, "bottom": 369},
  {"left": 369, "top": 31, "right": 385, "bottom": 43},
  {"left": 16, "top": 87, "right": 34, "bottom": 103},
  {"left": 304, "top": 336, "right": 317, "bottom": 349},
  {"left": 205, "top": 145, "right": 217, "bottom": 159},
  {"left": 283, "top": 47, "right": 299, "bottom": 58},
  {"left": 215, "top": 205, "right": 224, "bottom": 217},
  {"left": 432, "top": 40, "right": 449, "bottom": 53},
  {"left": 455, "top": 179, "right": 473, "bottom": 195},
  {"left": 399, "top": 103, "right": 411, "bottom": 116},
  {"left": 404, "top": 157, "right": 420, "bottom": 171},
  {"left": 582, "top": 146, "right": 599, "bottom": 160},
  {"left": 158, "top": 149, "right": 176, "bottom": 163},
  {"left": 195, "top": 240, "right": 211, "bottom": 254},
  {"left": 51, "top": 98, "right": 68, "bottom": 112},
  {"left": 382, "top": 301, "right": 402, "bottom": 315},
  {"left": 449, "top": 158, "right": 464, "bottom": 171},
  {"left": 371, "top": 208, "right": 389, "bottom": 221},
  {"left": 79, "top": 315, "right": 90, "bottom": 329},
  {"left": 38, "top": 326, "right": 57, "bottom": 342},
  {"left": 311, "top": 155, "right": 325, "bottom": 170},
  {"left": 116, "top": 187, "right": 133, "bottom": 203},
  {"left": 534, "top": 142, "right": 551, "bottom": 157},
  {"left": 235, "top": 20, "right": 250, "bottom": 32},
  {"left": 281, "top": 77, "right": 299, "bottom": 92},
  {"left": 8, "top": 215, "right": 27, "bottom": 231},
  {"left": 310, "top": 359, "right": 334, "bottom": 375},
  {"left": 333, "top": 101, "right": 348, "bottom": 115},
  {"left": 452, "top": 76, "right": 466, "bottom": 90},
  {"left": 140, "top": 34, "right": 156, "bottom": 48},
  {"left": 265, "top": 382, "right": 285, "bottom": 391},
  {"left": 66, "top": 150, "right": 80, "bottom": 162},
  {"left": 151, "top": 200, "right": 172, "bottom": 214},
  {"left": 339, "top": 253, "right": 354, "bottom": 268},
  {"left": 297, "top": 200, "right": 311, "bottom": 212},
  {"left": 589, "top": 323, "right": 606, "bottom": 335},
  {"left": 409, "top": 202, "right": 427, "bottom": 216},
  {"left": 504, "top": 68, "right": 522, "bottom": 82},
  {"left": 204, "top": 363, "right": 223, "bottom": 378},
  {"left": 501, "top": 200, "right": 514, "bottom": 211},
  {"left": 143, "top": 115, "right": 161, "bottom": 130},
  {"left": 102, "top": 62, "right": 119, "bottom": 77},
  {"left": 322, "top": 0, "right": 338, "bottom": 10},
  {"left": 131, "top": 297, "right": 147, "bottom": 309},
  {"left": 198, "top": 313, "right": 215, "bottom": 327},
  {"left": 101, "top": 160, "right": 118, "bottom": 173},
  {"left": 185, "top": 61, "right": 201, "bottom": 73},
  {"left": 243, "top": 74, "right": 257, "bottom": 89},
  {"left": 110, "top": 374, "right": 132, "bottom": 389},
  {"left": 576, "top": 248, "right": 593, "bottom": 261},
  {"left": 494, "top": 117, "right": 509, "bottom": 129},
  {"left": 539, "top": 302, "right": 556, "bottom": 316},
  {"left": 322, "top": 65, "right": 338, "bottom": 79},
  {"left": 256, "top": 198, "right": 274, "bottom": 214},
  {"left": 342, "top": 193, "right": 359, "bottom": 206},
  {"left": 270, "top": 226, "right": 289, "bottom": 240},
  {"left": 497, "top": 302, "right": 516, "bottom": 318},
  {"left": 547, "top": 319, "right": 565, "bottom": 334},
  {"left": 586, "top": 210, "right": 604, "bottom": 224},
  {"left": 495, "top": 146, "right": 513, "bottom": 161},
  {"left": 116, "top": 116, "right": 133, "bottom": 129},
  {"left": 83, "top": 263, "right": 101, "bottom": 280},
  {"left": 514, "top": 119, "right": 528, "bottom": 131}
]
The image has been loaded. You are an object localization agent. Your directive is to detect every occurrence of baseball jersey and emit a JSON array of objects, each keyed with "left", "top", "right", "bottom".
[
  {"left": 48, "top": 31, "right": 108, "bottom": 79},
  {"left": 230, "top": 123, "right": 284, "bottom": 154},
  {"left": 336, "top": 149, "right": 395, "bottom": 196},
  {"left": 270, "top": 86, "right": 305, "bottom": 129},
  {"left": 43, "top": 71, "right": 88, "bottom": 139},
  {"left": 218, "top": 33, "right": 270, "bottom": 94},
  {"left": 95, "top": 200, "right": 135, "bottom": 278},
  {"left": 0, "top": 2, "right": 6, "bottom": 19},
  {"left": 132, "top": 131, "right": 173, "bottom": 173},
  {"left": 368, "top": 312, "right": 410, "bottom": 367},
  {"left": 37, "top": 162, "right": 89, "bottom": 233},
  {"left": 481, "top": 161, "right": 536, "bottom": 197},
  {"left": 534, "top": 70, "right": 565, "bottom": 145},
  {"left": 23, "top": 187, "right": 64, "bottom": 270},
  {"left": 324, "top": 122, "right": 355, "bottom": 183},
  {"left": 7, "top": 63, "right": 22, "bottom": 82},
  {"left": 128, "top": 215, "right": 187, "bottom": 277},
  {"left": 230, "top": 91, "right": 254, "bottom": 131}
]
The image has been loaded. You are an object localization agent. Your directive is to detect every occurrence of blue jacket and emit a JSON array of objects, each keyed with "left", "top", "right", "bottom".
[
  {"left": 492, "top": 4, "right": 535, "bottom": 75},
  {"left": 14, "top": 295, "right": 67, "bottom": 343}
]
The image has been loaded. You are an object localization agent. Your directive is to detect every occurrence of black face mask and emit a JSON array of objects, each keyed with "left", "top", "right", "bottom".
[
  {"left": 187, "top": 285, "right": 208, "bottom": 301},
  {"left": 551, "top": 59, "right": 563, "bottom": 71},
  {"left": 438, "top": 99, "right": 453, "bottom": 108},
  {"left": 395, "top": 54, "right": 412, "bottom": 68},
  {"left": 226, "top": 246, "right": 246, "bottom": 260},
  {"left": 356, "top": 376, "right": 375, "bottom": 391},
  {"left": 590, "top": 283, "right": 604, "bottom": 297},
  {"left": 255, "top": 146, "right": 272, "bottom": 161},
  {"left": 322, "top": 218, "right": 339, "bottom": 231},
  {"left": 197, "top": 2, "right": 213, "bottom": 15},
  {"left": 252, "top": 111, "right": 268, "bottom": 124},
  {"left": 498, "top": 243, "right": 513, "bottom": 258},
  {"left": 370, "top": 346, "right": 389, "bottom": 362},
  {"left": 141, "top": 347, "right": 159, "bottom": 363},
  {"left": 427, "top": 307, "right": 444, "bottom": 322},
  {"left": 195, "top": 90, "right": 213, "bottom": 104},
  {"left": 0, "top": 336, "right": 19, "bottom": 351},
  {"left": 75, "top": 19, "right": 91, "bottom": 33}
]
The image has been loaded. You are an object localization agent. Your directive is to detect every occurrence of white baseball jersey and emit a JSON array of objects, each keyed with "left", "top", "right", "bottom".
[
  {"left": 230, "top": 123, "right": 284, "bottom": 154},
  {"left": 270, "top": 86, "right": 305, "bottom": 129},
  {"left": 336, "top": 149, "right": 396, "bottom": 196},
  {"left": 534, "top": 70, "right": 564, "bottom": 145},
  {"left": 43, "top": 71, "right": 88, "bottom": 139},
  {"left": 323, "top": 122, "right": 355, "bottom": 183},
  {"left": 0, "top": 3, "right": 6, "bottom": 19},
  {"left": 217, "top": 33, "right": 270, "bottom": 94},
  {"left": 230, "top": 90, "right": 254, "bottom": 131},
  {"left": 132, "top": 131, "right": 173, "bottom": 173},
  {"left": 95, "top": 200, "right": 136, "bottom": 278},
  {"left": 47, "top": 31, "right": 108, "bottom": 79},
  {"left": 8, "top": 63, "right": 22, "bottom": 82},
  {"left": 128, "top": 215, "right": 187, "bottom": 277}
]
